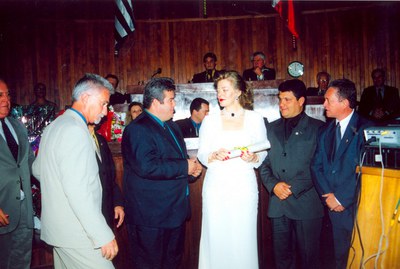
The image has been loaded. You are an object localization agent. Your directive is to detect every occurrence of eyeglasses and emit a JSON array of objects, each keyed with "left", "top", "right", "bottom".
[{"left": 0, "top": 91, "right": 11, "bottom": 99}]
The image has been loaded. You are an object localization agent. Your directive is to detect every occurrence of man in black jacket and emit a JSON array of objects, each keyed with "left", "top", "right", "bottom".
[
  {"left": 192, "top": 52, "right": 224, "bottom": 83},
  {"left": 175, "top": 98, "right": 209, "bottom": 138},
  {"left": 243, "top": 51, "right": 276, "bottom": 81}
]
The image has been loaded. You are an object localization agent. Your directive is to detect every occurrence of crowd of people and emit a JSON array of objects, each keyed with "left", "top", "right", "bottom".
[{"left": 0, "top": 52, "right": 399, "bottom": 269}]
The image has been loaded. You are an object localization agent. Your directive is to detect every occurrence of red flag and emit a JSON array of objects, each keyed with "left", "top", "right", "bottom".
[{"left": 272, "top": 0, "right": 299, "bottom": 38}]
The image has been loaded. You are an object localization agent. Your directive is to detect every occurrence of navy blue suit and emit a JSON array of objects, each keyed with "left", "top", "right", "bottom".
[
  {"left": 311, "top": 112, "right": 371, "bottom": 269},
  {"left": 122, "top": 111, "right": 191, "bottom": 269}
]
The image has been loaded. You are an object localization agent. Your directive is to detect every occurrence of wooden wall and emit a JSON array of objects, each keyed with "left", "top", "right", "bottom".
[{"left": 0, "top": 2, "right": 399, "bottom": 109}]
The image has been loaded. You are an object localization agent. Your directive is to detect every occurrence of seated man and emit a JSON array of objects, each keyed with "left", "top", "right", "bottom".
[
  {"left": 243, "top": 51, "right": 276, "bottom": 81},
  {"left": 106, "top": 74, "right": 130, "bottom": 105},
  {"left": 358, "top": 68, "right": 400, "bottom": 123},
  {"left": 192, "top": 52, "right": 224, "bottom": 83},
  {"left": 307, "top": 71, "right": 331, "bottom": 96},
  {"left": 175, "top": 98, "right": 209, "bottom": 138}
]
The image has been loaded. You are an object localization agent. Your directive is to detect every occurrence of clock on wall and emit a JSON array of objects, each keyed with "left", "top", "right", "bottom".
[{"left": 287, "top": 61, "right": 304, "bottom": 78}]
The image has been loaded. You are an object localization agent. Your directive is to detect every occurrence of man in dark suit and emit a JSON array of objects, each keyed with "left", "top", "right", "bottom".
[
  {"left": 191, "top": 52, "right": 224, "bottom": 83},
  {"left": 106, "top": 74, "right": 130, "bottom": 105},
  {"left": 259, "top": 79, "right": 324, "bottom": 269},
  {"left": 122, "top": 77, "right": 202, "bottom": 269},
  {"left": 307, "top": 71, "right": 331, "bottom": 96},
  {"left": 0, "top": 78, "right": 35, "bottom": 269},
  {"left": 311, "top": 79, "right": 371, "bottom": 269},
  {"left": 358, "top": 68, "right": 400, "bottom": 124},
  {"left": 243, "top": 51, "right": 276, "bottom": 81},
  {"left": 175, "top": 97, "right": 209, "bottom": 138}
]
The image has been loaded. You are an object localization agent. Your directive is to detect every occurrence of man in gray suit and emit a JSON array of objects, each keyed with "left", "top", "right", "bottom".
[
  {"left": 0, "top": 78, "right": 35, "bottom": 269},
  {"left": 33, "top": 74, "right": 118, "bottom": 268},
  {"left": 259, "top": 79, "right": 324, "bottom": 269}
]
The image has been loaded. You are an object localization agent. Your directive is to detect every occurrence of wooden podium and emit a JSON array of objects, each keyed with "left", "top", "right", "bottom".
[{"left": 349, "top": 167, "right": 400, "bottom": 269}]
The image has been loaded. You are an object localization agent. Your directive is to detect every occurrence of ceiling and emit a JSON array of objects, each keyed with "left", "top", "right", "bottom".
[{"left": 0, "top": 0, "right": 389, "bottom": 22}]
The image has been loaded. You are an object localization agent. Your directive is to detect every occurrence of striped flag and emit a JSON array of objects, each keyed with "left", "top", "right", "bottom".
[
  {"left": 115, "top": 0, "right": 135, "bottom": 55},
  {"left": 272, "top": 0, "right": 299, "bottom": 38}
]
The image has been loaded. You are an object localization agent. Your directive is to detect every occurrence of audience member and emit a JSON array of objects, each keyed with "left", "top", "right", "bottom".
[
  {"left": 259, "top": 79, "right": 324, "bottom": 269},
  {"left": 307, "top": 71, "right": 331, "bottom": 96},
  {"left": 33, "top": 73, "right": 118, "bottom": 268},
  {"left": 88, "top": 124, "right": 125, "bottom": 230},
  {"left": 311, "top": 79, "right": 371, "bottom": 269},
  {"left": 175, "top": 97, "right": 209, "bottom": 138},
  {"left": 106, "top": 74, "right": 130, "bottom": 105},
  {"left": 29, "top": 82, "right": 58, "bottom": 124},
  {"left": 243, "top": 51, "right": 276, "bottom": 81},
  {"left": 125, "top": 101, "right": 143, "bottom": 125},
  {"left": 122, "top": 77, "right": 202, "bottom": 269},
  {"left": 197, "top": 71, "right": 268, "bottom": 268},
  {"left": 0, "top": 78, "right": 35, "bottom": 269},
  {"left": 192, "top": 52, "right": 224, "bottom": 83},
  {"left": 358, "top": 68, "right": 400, "bottom": 123}
]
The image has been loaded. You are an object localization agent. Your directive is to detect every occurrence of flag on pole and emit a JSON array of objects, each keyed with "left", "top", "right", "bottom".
[
  {"left": 115, "top": 0, "right": 135, "bottom": 55},
  {"left": 272, "top": 0, "right": 299, "bottom": 38}
]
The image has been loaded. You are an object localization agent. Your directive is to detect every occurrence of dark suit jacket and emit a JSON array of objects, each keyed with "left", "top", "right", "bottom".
[
  {"left": 307, "top": 87, "right": 326, "bottom": 96},
  {"left": 259, "top": 113, "right": 324, "bottom": 220},
  {"left": 311, "top": 112, "right": 371, "bottom": 230},
  {"left": 358, "top": 85, "right": 400, "bottom": 123},
  {"left": 175, "top": 118, "right": 198, "bottom": 138},
  {"left": 122, "top": 111, "right": 191, "bottom": 228},
  {"left": 95, "top": 132, "right": 124, "bottom": 228},
  {"left": 192, "top": 69, "right": 224, "bottom": 83},
  {"left": 243, "top": 66, "right": 276, "bottom": 81}
]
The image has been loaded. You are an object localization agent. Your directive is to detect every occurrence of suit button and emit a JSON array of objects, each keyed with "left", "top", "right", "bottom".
[
  {"left": 17, "top": 164, "right": 20, "bottom": 168},
  {"left": 282, "top": 169, "right": 286, "bottom": 173},
  {"left": 282, "top": 153, "right": 286, "bottom": 157},
  {"left": 332, "top": 170, "right": 336, "bottom": 174},
  {"left": 16, "top": 196, "right": 20, "bottom": 200}
]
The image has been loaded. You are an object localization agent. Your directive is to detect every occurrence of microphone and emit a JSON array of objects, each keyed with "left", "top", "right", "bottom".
[{"left": 151, "top": 68, "right": 162, "bottom": 78}]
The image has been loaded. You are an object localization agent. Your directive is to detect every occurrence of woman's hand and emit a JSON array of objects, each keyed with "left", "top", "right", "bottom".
[{"left": 240, "top": 150, "right": 259, "bottom": 163}]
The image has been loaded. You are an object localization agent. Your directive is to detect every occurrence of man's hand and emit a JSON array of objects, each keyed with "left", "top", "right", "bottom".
[
  {"left": 254, "top": 66, "right": 263, "bottom": 76},
  {"left": 188, "top": 158, "right": 202, "bottom": 177},
  {"left": 322, "top": 193, "right": 344, "bottom": 211},
  {"left": 101, "top": 238, "right": 118, "bottom": 260},
  {"left": 114, "top": 206, "right": 125, "bottom": 228},
  {"left": 273, "top": 182, "right": 292, "bottom": 200},
  {"left": 0, "top": 208, "right": 9, "bottom": 226}
]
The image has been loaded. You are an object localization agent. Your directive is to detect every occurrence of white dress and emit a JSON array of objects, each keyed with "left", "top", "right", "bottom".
[{"left": 197, "top": 110, "right": 268, "bottom": 269}]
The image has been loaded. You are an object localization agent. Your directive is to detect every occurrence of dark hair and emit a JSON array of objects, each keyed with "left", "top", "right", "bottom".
[
  {"left": 142, "top": 77, "right": 175, "bottom": 109},
  {"left": 278, "top": 79, "right": 306, "bottom": 100},
  {"left": 34, "top": 83, "right": 46, "bottom": 92},
  {"left": 203, "top": 52, "right": 217, "bottom": 62},
  {"left": 128, "top": 101, "right": 143, "bottom": 111},
  {"left": 328, "top": 79, "right": 358, "bottom": 109},
  {"left": 190, "top": 98, "right": 209, "bottom": 114},
  {"left": 371, "top": 68, "right": 385, "bottom": 78},
  {"left": 214, "top": 70, "right": 253, "bottom": 109},
  {"left": 316, "top": 71, "right": 331, "bottom": 82},
  {"left": 105, "top": 74, "right": 119, "bottom": 87}
]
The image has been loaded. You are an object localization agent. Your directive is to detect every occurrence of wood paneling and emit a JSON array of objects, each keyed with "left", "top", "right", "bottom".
[{"left": 0, "top": 3, "right": 399, "bottom": 110}]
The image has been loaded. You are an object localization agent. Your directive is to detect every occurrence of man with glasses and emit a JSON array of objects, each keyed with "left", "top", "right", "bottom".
[
  {"left": 33, "top": 73, "right": 118, "bottom": 268},
  {"left": 0, "top": 78, "right": 35, "bottom": 269},
  {"left": 307, "top": 71, "right": 331, "bottom": 96},
  {"left": 243, "top": 51, "right": 276, "bottom": 81}
]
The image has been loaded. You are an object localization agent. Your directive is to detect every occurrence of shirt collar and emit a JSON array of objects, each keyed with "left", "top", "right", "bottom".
[{"left": 69, "top": 108, "right": 87, "bottom": 124}]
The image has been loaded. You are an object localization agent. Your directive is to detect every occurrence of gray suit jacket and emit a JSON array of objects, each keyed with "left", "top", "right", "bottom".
[
  {"left": 32, "top": 109, "right": 114, "bottom": 248},
  {"left": 0, "top": 117, "right": 35, "bottom": 234},
  {"left": 259, "top": 113, "right": 324, "bottom": 220}
]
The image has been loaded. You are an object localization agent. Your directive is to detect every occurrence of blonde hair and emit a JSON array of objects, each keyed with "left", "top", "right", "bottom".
[{"left": 214, "top": 70, "right": 253, "bottom": 110}]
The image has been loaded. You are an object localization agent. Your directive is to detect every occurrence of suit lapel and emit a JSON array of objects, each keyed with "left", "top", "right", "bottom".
[
  {"left": 335, "top": 113, "right": 359, "bottom": 160},
  {"left": 9, "top": 118, "right": 27, "bottom": 163},
  {"left": 274, "top": 119, "right": 285, "bottom": 149}
]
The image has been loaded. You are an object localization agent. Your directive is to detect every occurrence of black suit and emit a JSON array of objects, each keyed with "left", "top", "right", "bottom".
[
  {"left": 122, "top": 111, "right": 191, "bottom": 269},
  {"left": 192, "top": 69, "right": 224, "bottom": 83},
  {"left": 243, "top": 66, "right": 276, "bottom": 81},
  {"left": 311, "top": 112, "right": 372, "bottom": 269},
  {"left": 259, "top": 113, "right": 324, "bottom": 269},
  {"left": 175, "top": 117, "right": 198, "bottom": 138},
  {"left": 358, "top": 85, "right": 400, "bottom": 123},
  {"left": 94, "top": 132, "right": 124, "bottom": 228}
]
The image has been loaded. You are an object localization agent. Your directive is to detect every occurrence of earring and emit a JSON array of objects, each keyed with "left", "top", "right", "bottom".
[{"left": 235, "top": 96, "right": 239, "bottom": 100}]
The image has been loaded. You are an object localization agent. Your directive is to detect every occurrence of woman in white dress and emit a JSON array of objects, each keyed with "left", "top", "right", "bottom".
[{"left": 197, "top": 71, "right": 268, "bottom": 269}]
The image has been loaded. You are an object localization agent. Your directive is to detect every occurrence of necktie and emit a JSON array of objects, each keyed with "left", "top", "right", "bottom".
[
  {"left": 91, "top": 131, "right": 101, "bottom": 161},
  {"left": 335, "top": 122, "right": 341, "bottom": 152},
  {"left": 1, "top": 118, "right": 18, "bottom": 162}
]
